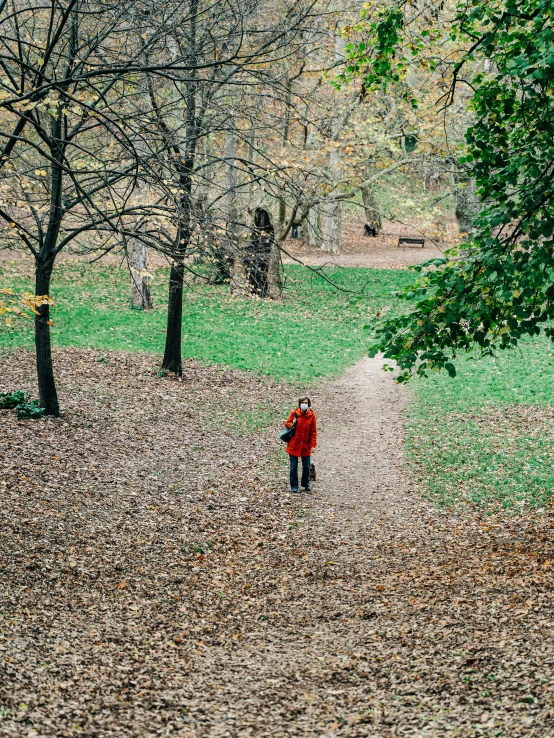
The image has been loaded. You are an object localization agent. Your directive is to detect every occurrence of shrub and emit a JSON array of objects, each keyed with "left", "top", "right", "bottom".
[
  {"left": 0, "top": 391, "right": 45, "bottom": 419},
  {"left": 0, "top": 390, "right": 26, "bottom": 409}
]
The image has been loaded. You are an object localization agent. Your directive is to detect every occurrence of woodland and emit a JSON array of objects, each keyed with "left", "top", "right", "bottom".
[{"left": 2, "top": 0, "right": 554, "bottom": 736}]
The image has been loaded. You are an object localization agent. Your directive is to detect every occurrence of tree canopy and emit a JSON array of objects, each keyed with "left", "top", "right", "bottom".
[{"left": 344, "top": 0, "right": 554, "bottom": 381}]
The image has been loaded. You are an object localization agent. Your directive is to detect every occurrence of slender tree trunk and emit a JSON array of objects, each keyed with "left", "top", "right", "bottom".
[
  {"left": 304, "top": 124, "right": 322, "bottom": 248},
  {"left": 225, "top": 126, "right": 249, "bottom": 295},
  {"left": 246, "top": 125, "right": 256, "bottom": 215},
  {"left": 35, "top": 256, "right": 59, "bottom": 416},
  {"left": 267, "top": 242, "right": 282, "bottom": 299},
  {"left": 322, "top": 196, "right": 342, "bottom": 254},
  {"left": 232, "top": 252, "right": 250, "bottom": 295},
  {"left": 265, "top": 79, "right": 292, "bottom": 297},
  {"left": 297, "top": 220, "right": 308, "bottom": 245},
  {"left": 271, "top": 198, "right": 286, "bottom": 297},
  {"left": 321, "top": 144, "right": 343, "bottom": 253},
  {"left": 306, "top": 206, "right": 320, "bottom": 247},
  {"left": 322, "top": 116, "right": 344, "bottom": 253},
  {"left": 361, "top": 187, "right": 382, "bottom": 232},
  {"left": 34, "top": 114, "right": 64, "bottom": 416},
  {"left": 272, "top": 199, "right": 285, "bottom": 296},
  {"left": 321, "top": 36, "right": 350, "bottom": 254},
  {"left": 158, "top": 0, "right": 199, "bottom": 374},
  {"left": 162, "top": 261, "right": 185, "bottom": 374},
  {"left": 129, "top": 239, "right": 153, "bottom": 309}
]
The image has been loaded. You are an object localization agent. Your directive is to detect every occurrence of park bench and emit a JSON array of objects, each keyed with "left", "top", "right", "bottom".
[{"left": 398, "top": 237, "right": 425, "bottom": 248}]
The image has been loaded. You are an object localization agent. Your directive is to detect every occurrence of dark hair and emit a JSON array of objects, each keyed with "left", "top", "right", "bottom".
[{"left": 298, "top": 396, "right": 311, "bottom": 407}]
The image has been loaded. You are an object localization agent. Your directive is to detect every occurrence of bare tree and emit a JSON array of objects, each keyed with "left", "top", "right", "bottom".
[
  {"left": 0, "top": 0, "right": 240, "bottom": 412},
  {"left": 139, "top": 0, "right": 323, "bottom": 373}
]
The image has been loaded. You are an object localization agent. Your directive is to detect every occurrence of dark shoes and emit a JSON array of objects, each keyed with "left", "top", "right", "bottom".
[
  {"left": 290, "top": 487, "right": 299, "bottom": 493},
  {"left": 302, "top": 485, "right": 311, "bottom": 492}
]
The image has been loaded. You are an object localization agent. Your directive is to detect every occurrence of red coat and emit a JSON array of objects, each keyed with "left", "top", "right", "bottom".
[{"left": 285, "top": 408, "right": 317, "bottom": 457}]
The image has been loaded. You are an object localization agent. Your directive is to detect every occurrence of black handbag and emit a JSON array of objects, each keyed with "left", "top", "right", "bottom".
[{"left": 279, "top": 416, "right": 297, "bottom": 443}]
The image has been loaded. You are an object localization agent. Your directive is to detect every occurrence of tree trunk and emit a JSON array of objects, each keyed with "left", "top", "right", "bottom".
[
  {"left": 455, "top": 174, "right": 479, "bottom": 235},
  {"left": 158, "top": 0, "right": 198, "bottom": 376},
  {"left": 225, "top": 126, "right": 249, "bottom": 295},
  {"left": 34, "top": 117, "right": 64, "bottom": 417},
  {"left": 304, "top": 123, "right": 321, "bottom": 248},
  {"left": 231, "top": 252, "right": 250, "bottom": 296},
  {"left": 129, "top": 239, "right": 153, "bottom": 309},
  {"left": 246, "top": 125, "right": 256, "bottom": 213},
  {"left": 297, "top": 220, "right": 308, "bottom": 246},
  {"left": 322, "top": 196, "right": 342, "bottom": 254},
  {"left": 267, "top": 241, "right": 282, "bottom": 299},
  {"left": 322, "top": 140, "right": 343, "bottom": 252},
  {"left": 307, "top": 206, "right": 321, "bottom": 247},
  {"left": 361, "top": 187, "right": 382, "bottom": 232},
  {"left": 162, "top": 261, "right": 185, "bottom": 374},
  {"left": 35, "top": 258, "right": 59, "bottom": 416},
  {"left": 321, "top": 37, "right": 347, "bottom": 255}
]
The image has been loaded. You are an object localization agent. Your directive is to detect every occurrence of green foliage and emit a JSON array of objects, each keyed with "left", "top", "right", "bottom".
[
  {"left": 15, "top": 398, "right": 45, "bottom": 419},
  {"left": 0, "top": 261, "right": 414, "bottom": 383},
  {"left": 0, "top": 390, "right": 45, "bottom": 419},
  {"left": 0, "top": 390, "right": 26, "bottom": 409},
  {"left": 347, "top": 0, "right": 554, "bottom": 380},
  {"left": 340, "top": 0, "right": 430, "bottom": 107}
]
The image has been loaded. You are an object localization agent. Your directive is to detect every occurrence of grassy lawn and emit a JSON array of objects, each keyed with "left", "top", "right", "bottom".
[
  {"left": 3, "top": 255, "right": 554, "bottom": 513},
  {"left": 0, "top": 257, "right": 413, "bottom": 385},
  {"left": 407, "top": 337, "right": 554, "bottom": 512}
]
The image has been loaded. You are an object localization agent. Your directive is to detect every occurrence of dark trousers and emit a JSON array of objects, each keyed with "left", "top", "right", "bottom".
[{"left": 289, "top": 454, "right": 310, "bottom": 489}]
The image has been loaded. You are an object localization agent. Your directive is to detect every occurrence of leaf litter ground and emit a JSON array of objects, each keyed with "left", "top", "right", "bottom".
[{"left": 1, "top": 350, "right": 554, "bottom": 737}]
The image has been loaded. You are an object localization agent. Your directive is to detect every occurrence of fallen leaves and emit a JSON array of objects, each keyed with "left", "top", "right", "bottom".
[{"left": 1, "top": 348, "right": 554, "bottom": 736}]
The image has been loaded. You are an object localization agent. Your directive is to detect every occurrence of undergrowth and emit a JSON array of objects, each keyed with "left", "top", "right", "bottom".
[{"left": 0, "top": 390, "right": 44, "bottom": 419}]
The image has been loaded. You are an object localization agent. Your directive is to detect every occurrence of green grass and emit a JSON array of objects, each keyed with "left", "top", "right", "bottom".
[
  {"left": 407, "top": 337, "right": 554, "bottom": 512},
  {"left": 0, "top": 258, "right": 413, "bottom": 384}
]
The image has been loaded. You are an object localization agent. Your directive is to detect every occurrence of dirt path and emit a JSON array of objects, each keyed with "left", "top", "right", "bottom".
[
  {"left": 282, "top": 246, "right": 444, "bottom": 269},
  {"left": 312, "top": 357, "right": 418, "bottom": 531},
  {"left": 184, "top": 360, "right": 442, "bottom": 737},
  {"left": 281, "top": 217, "right": 448, "bottom": 269}
]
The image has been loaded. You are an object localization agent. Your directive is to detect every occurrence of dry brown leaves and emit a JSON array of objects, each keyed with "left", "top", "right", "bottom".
[{"left": 1, "top": 349, "right": 554, "bottom": 737}]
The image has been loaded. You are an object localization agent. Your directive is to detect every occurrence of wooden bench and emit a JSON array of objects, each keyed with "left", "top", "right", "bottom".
[{"left": 398, "top": 237, "right": 425, "bottom": 248}]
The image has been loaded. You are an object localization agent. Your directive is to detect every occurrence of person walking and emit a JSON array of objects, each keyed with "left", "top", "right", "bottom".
[{"left": 284, "top": 397, "right": 317, "bottom": 492}]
